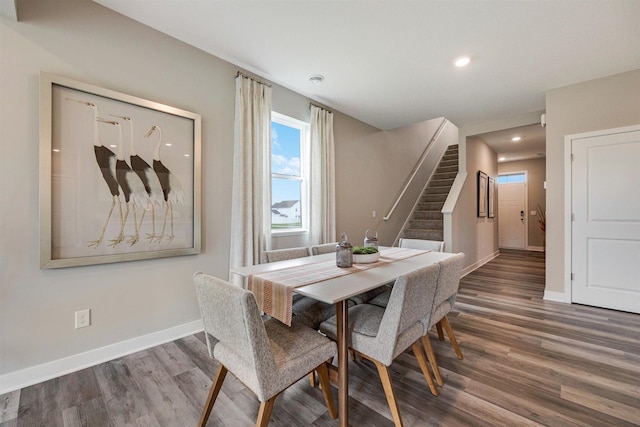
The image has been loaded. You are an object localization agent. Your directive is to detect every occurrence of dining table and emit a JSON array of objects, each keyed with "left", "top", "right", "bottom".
[{"left": 230, "top": 247, "right": 456, "bottom": 426}]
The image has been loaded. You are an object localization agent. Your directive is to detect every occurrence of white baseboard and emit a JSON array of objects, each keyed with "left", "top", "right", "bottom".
[
  {"left": 461, "top": 250, "right": 500, "bottom": 277},
  {"left": 543, "top": 290, "right": 570, "bottom": 303},
  {"left": 0, "top": 320, "right": 203, "bottom": 395},
  {"left": 527, "top": 246, "right": 545, "bottom": 252}
]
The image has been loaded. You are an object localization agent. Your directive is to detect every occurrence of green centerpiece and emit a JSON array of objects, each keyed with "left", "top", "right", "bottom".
[{"left": 352, "top": 246, "right": 379, "bottom": 255}]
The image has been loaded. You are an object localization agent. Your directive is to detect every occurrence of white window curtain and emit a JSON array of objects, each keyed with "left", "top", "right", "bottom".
[
  {"left": 229, "top": 74, "right": 272, "bottom": 285},
  {"left": 309, "top": 105, "right": 336, "bottom": 245}
]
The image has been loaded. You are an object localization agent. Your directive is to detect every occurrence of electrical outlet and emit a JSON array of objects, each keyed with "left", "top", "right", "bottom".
[
  {"left": 75, "top": 309, "right": 91, "bottom": 329},
  {"left": 372, "top": 210, "right": 377, "bottom": 219}
]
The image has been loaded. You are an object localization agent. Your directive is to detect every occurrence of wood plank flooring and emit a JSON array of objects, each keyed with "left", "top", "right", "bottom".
[{"left": 2, "top": 249, "right": 639, "bottom": 426}]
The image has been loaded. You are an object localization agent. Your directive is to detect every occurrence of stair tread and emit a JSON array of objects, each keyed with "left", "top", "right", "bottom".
[{"left": 400, "top": 145, "right": 458, "bottom": 242}]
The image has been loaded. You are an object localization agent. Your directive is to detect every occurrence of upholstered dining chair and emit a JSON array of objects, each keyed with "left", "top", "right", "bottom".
[
  {"left": 193, "top": 272, "right": 337, "bottom": 427},
  {"left": 262, "top": 246, "right": 310, "bottom": 263},
  {"left": 368, "top": 238, "right": 446, "bottom": 309},
  {"left": 262, "top": 246, "right": 310, "bottom": 303},
  {"left": 319, "top": 263, "right": 441, "bottom": 427},
  {"left": 398, "top": 238, "right": 445, "bottom": 252},
  {"left": 421, "top": 252, "right": 465, "bottom": 387},
  {"left": 310, "top": 242, "right": 338, "bottom": 255}
]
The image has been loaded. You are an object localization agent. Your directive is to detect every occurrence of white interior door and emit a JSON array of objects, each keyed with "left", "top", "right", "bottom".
[
  {"left": 498, "top": 181, "right": 526, "bottom": 249},
  {"left": 572, "top": 128, "right": 640, "bottom": 314}
]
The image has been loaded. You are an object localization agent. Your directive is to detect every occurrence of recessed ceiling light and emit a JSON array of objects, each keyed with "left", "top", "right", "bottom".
[
  {"left": 511, "top": 136, "right": 522, "bottom": 142},
  {"left": 499, "top": 156, "right": 506, "bottom": 161},
  {"left": 309, "top": 74, "right": 324, "bottom": 85},
  {"left": 454, "top": 56, "right": 471, "bottom": 67},
  {"left": 165, "top": 143, "right": 172, "bottom": 147},
  {"left": 110, "top": 144, "right": 117, "bottom": 148}
]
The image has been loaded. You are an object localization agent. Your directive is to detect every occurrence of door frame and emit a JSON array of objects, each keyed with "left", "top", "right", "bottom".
[
  {"left": 563, "top": 124, "right": 640, "bottom": 303},
  {"left": 497, "top": 171, "right": 528, "bottom": 250}
]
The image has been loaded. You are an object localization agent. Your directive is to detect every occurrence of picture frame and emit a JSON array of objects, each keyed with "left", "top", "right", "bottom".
[
  {"left": 477, "top": 170, "right": 487, "bottom": 218},
  {"left": 488, "top": 176, "right": 496, "bottom": 218},
  {"left": 39, "top": 73, "right": 201, "bottom": 268}
]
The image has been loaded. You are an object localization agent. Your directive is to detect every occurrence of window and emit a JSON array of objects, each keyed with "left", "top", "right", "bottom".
[
  {"left": 271, "top": 112, "right": 309, "bottom": 233},
  {"left": 497, "top": 173, "right": 526, "bottom": 184}
]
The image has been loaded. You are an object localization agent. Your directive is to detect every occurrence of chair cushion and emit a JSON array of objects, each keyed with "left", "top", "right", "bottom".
[
  {"left": 368, "top": 289, "right": 391, "bottom": 308},
  {"left": 215, "top": 318, "right": 336, "bottom": 401},
  {"left": 292, "top": 296, "right": 355, "bottom": 329},
  {"left": 319, "top": 304, "right": 424, "bottom": 365},
  {"left": 321, "top": 304, "right": 384, "bottom": 338},
  {"left": 349, "top": 286, "right": 391, "bottom": 305}
]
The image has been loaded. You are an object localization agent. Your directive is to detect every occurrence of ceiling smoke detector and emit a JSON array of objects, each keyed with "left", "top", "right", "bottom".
[{"left": 309, "top": 75, "right": 324, "bottom": 85}]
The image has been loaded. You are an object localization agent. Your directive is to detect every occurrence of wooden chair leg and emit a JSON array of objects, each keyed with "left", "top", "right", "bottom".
[
  {"left": 316, "top": 363, "right": 338, "bottom": 419},
  {"left": 441, "top": 316, "right": 464, "bottom": 360},
  {"left": 198, "top": 364, "right": 227, "bottom": 427},
  {"left": 436, "top": 321, "right": 445, "bottom": 341},
  {"left": 421, "top": 335, "right": 443, "bottom": 387},
  {"left": 256, "top": 395, "right": 278, "bottom": 427},
  {"left": 309, "top": 372, "right": 317, "bottom": 387},
  {"left": 411, "top": 342, "right": 439, "bottom": 396},
  {"left": 371, "top": 359, "right": 404, "bottom": 427}
]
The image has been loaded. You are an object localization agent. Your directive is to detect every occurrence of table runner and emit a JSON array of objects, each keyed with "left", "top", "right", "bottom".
[{"left": 248, "top": 247, "right": 427, "bottom": 325}]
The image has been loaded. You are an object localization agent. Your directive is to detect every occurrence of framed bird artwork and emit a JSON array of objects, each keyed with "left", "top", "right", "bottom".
[{"left": 39, "top": 73, "right": 201, "bottom": 268}]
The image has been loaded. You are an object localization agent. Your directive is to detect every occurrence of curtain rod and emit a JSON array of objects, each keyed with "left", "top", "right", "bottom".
[
  {"left": 310, "top": 102, "right": 332, "bottom": 113},
  {"left": 236, "top": 71, "right": 272, "bottom": 88}
]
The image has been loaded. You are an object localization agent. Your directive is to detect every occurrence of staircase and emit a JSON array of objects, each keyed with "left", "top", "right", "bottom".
[{"left": 401, "top": 145, "right": 458, "bottom": 241}]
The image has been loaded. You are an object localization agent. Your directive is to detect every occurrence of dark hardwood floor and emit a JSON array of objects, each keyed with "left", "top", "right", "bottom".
[{"left": 2, "top": 250, "right": 639, "bottom": 426}]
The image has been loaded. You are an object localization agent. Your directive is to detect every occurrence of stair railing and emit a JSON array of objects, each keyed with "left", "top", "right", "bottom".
[{"left": 383, "top": 118, "right": 449, "bottom": 221}]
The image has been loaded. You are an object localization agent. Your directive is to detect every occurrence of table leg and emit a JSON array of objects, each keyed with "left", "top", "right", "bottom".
[{"left": 336, "top": 300, "right": 348, "bottom": 426}]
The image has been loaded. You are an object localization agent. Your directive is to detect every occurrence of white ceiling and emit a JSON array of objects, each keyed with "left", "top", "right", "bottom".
[
  {"left": 476, "top": 123, "right": 546, "bottom": 163},
  {"left": 91, "top": 0, "right": 639, "bottom": 159}
]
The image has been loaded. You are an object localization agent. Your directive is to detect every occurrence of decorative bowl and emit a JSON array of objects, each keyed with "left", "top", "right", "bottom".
[{"left": 352, "top": 252, "right": 380, "bottom": 264}]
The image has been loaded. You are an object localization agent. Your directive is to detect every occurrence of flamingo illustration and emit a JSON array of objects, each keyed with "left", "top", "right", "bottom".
[
  {"left": 96, "top": 118, "right": 148, "bottom": 246},
  {"left": 144, "top": 125, "right": 184, "bottom": 243},
  {"left": 110, "top": 115, "right": 164, "bottom": 244},
  {"left": 65, "top": 98, "right": 119, "bottom": 248}
]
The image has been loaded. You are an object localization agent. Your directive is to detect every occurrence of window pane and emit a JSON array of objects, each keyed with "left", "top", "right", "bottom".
[
  {"left": 272, "top": 178, "right": 302, "bottom": 229},
  {"left": 271, "top": 122, "right": 301, "bottom": 177},
  {"left": 498, "top": 173, "right": 526, "bottom": 184}
]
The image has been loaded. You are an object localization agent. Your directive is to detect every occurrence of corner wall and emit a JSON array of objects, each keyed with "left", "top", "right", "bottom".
[
  {"left": 451, "top": 137, "right": 499, "bottom": 272},
  {"left": 545, "top": 69, "right": 640, "bottom": 296}
]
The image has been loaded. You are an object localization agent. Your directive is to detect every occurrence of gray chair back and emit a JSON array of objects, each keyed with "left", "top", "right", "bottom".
[
  {"left": 399, "top": 238, "right": 445, "bottom": 252},
  {"left": 375, "top": 263, "right": 440, "bottom": 363},
  {"left": 194, "top": 272, "right": 276, "bottom": 381},
  {"left": 429, "top": 253, "right": 465, "bottom": 328},
  {"left": 262, "top": 246, "right": 310, "bottom": 263},
  {"left": 311, "top": 242, "right": 338, "bottom": 255}
]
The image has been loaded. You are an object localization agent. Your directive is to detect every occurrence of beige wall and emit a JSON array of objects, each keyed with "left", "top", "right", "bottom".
[
  {"left": 498, "top": 157, "right": 546, "bottom": 248},
  {"left": 545, "top": 69, "right": 640, "bottom": 295},
  {"left": 451, "top": 136, "right": 498, "bottom": 271}
]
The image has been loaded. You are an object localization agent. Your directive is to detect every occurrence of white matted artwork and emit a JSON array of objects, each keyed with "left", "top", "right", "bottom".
[
  {"left": 488, "top": 176, "right": 496, "bottom": 218},
  {"left": 477, "top": 170, "right": 487, "bottom": 218},
  {"left": 39, "top": 73, "right": 201, "bottom": 268}
]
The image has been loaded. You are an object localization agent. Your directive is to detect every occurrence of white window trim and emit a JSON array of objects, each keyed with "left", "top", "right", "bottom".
[{"left": 271, "top": 112, "right": 310, "bottom": 236}]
